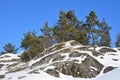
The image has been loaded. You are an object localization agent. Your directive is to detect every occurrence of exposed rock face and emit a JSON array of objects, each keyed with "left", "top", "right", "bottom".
[
  {"left": 31, "top": 46, "right": 104, "bottom": 78},
  {"left": 49, "top": 54, "right": 104, "bottom": 78},
  {"left": 30, "top": 41, "right": 120, "bottom": 78}
]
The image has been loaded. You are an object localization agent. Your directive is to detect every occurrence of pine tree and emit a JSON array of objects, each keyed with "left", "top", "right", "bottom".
[
  {"left": 20, "top": 31, "right": 44, "bottom": 61},
  {"left": 57, "top": 10, "right": 68, "bottom": 42},
  {"left": 86, "top": 11, "right": 100, "bottom": 47},
  {"left": 99, "top": 19, "right": 111, "bottom": 46},
  {"left": 21, "top": 31, "right": 36, "bottom": 50},
  {"left": 65, "top": 10, "right": 82, "bottom": 42},
  {"left": 115, "top": 33, "right": 120, "bottom": 47},
  {"left": 40, "top": 22, "right": 52, "bottom": 48},
  {"left": 2, "top": 43, "right": 18, "bottom": 54},
  {"left": 52, "top": 10, "right": 88, "bottom": 44}
]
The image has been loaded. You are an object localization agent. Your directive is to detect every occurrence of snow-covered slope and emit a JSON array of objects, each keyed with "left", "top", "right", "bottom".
[
  {"left": 0, "top": 53, "right": 20, "bottom": 78},
  {"left": 0, "top": 40, "right": 120, "bottom": 80},
  {"left": 95, "top": 67, "right": 120, "bottom": 80}
]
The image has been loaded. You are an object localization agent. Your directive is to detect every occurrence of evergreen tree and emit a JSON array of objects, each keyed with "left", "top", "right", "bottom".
[
  {"left": 56, "top": 10, "right": 68, "bottom": 42},
  {"left": 52, "top": 10, "right": 88, "bottom": 44},
  {"left": 86, "top": 11, "right": 101, "bottom": 47},
  {"left": 20, "top": 31, "right": 44, "bottom": 61},
  {"left": 99, "top": 19, "right": 111, "bottom": 46},
  {"left": 52, "top": 26, "right": 60, "bottom": 43},
  {"left": 2, "top": 43, "right": 18, "bottom": 54},
  {"left": 21, "top": 31, "right": 37, "bottom": 50},
  {"left": 20, "top": 51, "right": 30, "bottom": 62},
  {"left": 65, "top": 10, "right": 81, "bottom": 41},
  {"left": 115, "top": 33, "right": 120, "bottom": 47},
  {"left": 40, "top": 22, "right": 52, "bottom": 48}
]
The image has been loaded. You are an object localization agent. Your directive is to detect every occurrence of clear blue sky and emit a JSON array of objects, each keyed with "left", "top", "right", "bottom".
[{"left": 0, "top": 0, "right": 120, "bottom": 53}]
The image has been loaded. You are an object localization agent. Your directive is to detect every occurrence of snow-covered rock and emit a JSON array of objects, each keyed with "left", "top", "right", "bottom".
[
  {"left": 0, "top": 40, "right": 120, "bottom": 80},
  {"left": 0, "top": 53, "right": 21, "bottom": 78}
]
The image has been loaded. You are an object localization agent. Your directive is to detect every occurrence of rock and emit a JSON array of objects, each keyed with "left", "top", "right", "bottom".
[
  {"left": 72, "top": 59, "right": 79, "bottom": 62},
  {"left": 52, "top": 55, "right": 65, "bottom": 62},
  {"left": 28, "top": 69, "right": 40, "bottom": 74},
  {"left": 32, "top": 48, "right": 72, "bottom": 67},
  {"left": 92, "top": 50, "right": 102, "bottom": 56},
  {"left": 0, "top": 75, "right": 5, "bottom": 79},
  {"left": 51, "top": 54, "right": 104, "bottom": 78},
  {"left": 117, "top": 48, "right": 120, "bottom": 51},
  {"left": 112, "top": 59, "right": 119, "bottom": 61},
  {"left": 99, "top": 47, "right": 117, "bottom": 53},
  {"left": 7, "top": 63, "right": 28, "bottom": 73},
  {"left": 7, "top": 62, "right": 20, "bottom": 68},
  {"left": 46, "top": 69, "right": 59, "bottom": 77},
  {"left": 103, "top": 66, "right": 116, "bottom": 73},
  {"left": 69, "top": 51, "right": 87, "bottom": 57},
  {"left": 77, "top": 46, "right": 90, "bottom": 51},
  {"left": 0, "top": 64, "right": 4, "bottom": 68},
  {"left": 32, "top": 53, "right": 62, "bottom": 67},
  {"left": 18, "top": 76, "right": 26, "bottom": 79}
]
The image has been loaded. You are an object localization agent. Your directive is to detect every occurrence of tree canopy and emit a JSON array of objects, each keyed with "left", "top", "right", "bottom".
[{"left": 0, "top": 10, "right": 113, "bottom": 61}]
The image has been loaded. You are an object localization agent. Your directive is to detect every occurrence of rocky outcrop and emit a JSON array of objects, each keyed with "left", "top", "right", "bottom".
[
  {"left": 49, "top": 54, "right": 104, "bottom": 78},
  {"left": 1, "top": 40, "right": 120, "bottom": 80},
  {"left": 30, "top": 41, "right": 120, "bottom": 78},
  {"left": 32, "top": 46, "right": 104, "bottom": 78}
]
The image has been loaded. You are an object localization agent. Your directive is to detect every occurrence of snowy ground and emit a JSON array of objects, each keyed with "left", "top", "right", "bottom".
[{"left": 95, "top": 67, "right": 120, "bottom": 80}]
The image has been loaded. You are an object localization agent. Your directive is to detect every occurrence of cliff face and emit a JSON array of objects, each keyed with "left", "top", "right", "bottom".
[{"left": 0, "top": 40, "right": 120, "bottom": 80}]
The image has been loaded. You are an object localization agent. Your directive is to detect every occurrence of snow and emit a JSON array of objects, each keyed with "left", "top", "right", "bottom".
[
  {"left": 43, "top": 66, "right": 55, "bottom": 71},
  {"left": 95, "top": 67, "right": 120, "bottom": 80},
  {"left": 90, "top": 66, "right": 98, "bottom": 71},
  {"left": 95, "top": 51, "right": 120, "bottom": 67},
  {"left": 0, "top": 53, "right": 20, "bottom": 61}
]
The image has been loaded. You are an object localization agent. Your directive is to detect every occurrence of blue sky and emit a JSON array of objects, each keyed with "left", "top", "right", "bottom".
[{"left": 0, "top": 0, "right": 120, "bottom": 52}]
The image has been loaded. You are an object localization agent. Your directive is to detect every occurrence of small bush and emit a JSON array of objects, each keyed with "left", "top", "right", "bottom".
[
  {"left": 56, "top": 43, "right": 65, "bottom": 50},
  {"left": 20, "top": 51, "right": 30, "bottom": 62}
]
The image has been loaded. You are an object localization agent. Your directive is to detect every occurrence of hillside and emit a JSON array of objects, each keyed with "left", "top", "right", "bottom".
[
  {"left": 95, "top": 67, "right": 120, "bottom": 80},
  {"left": 0, "top": 40, "right": 120, "bottom": 80}
]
